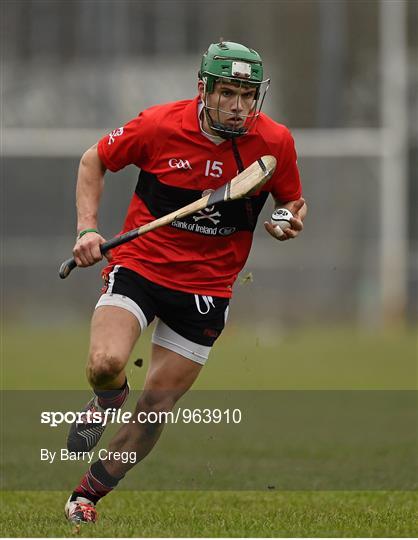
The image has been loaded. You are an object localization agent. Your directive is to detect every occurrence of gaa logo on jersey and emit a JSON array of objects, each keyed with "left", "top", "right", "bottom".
[
  {"left": 108, "top": 127, "right": 124, "bottom": 145},
  {"left": 168, "top": 158, "right": 192, "bottom": 170}
]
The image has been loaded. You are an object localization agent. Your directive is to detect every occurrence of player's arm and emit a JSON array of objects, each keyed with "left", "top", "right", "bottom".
[
  {"left": 264, "top": 197, "right": 307, "bottom": 241},
  {"left": 73, "top": 144, "right": 110, "bottom": 267}
]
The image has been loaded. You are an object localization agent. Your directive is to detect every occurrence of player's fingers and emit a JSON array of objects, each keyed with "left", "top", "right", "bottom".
[
  {"left": 73, "top": 255, "right": 83, "bottom": 267},
  {"left": 73, "top": 243, "right": 87, "bottom": 266},
  {"left": 290, "top": 217, "right": 303, "bottom": 231},
  {"left": 264, "top": 221, "right": 283, "bottom": 238},
  {"left": 79, "top": 234, "right": 106, "bottom": 264},
  {"left": 73, "top": 250, "right": 90, "bottom": 267},
  {"left": 264, "top": 221, "right": 286, "bottom": 241},
  {"left": 90, "top": 243, "right": 103, "bottom": 262},
  {"left": 81, "top": 248, "right": 97, "bottom": 265},
  {"left": 264, "top": 221, "right": 300, "bottom": 242},
  {"left": 74, "top": 243, "right": 98, "bottom": 266},
  {"left": 284, "top": 228, "right": 298, "bottom": 239},
  {"left": 104, "top": 250, "right": 113, "bottom": 262}
]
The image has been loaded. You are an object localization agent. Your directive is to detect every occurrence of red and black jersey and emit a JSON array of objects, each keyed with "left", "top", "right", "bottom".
[{"left": 97, "top": 96, "right": 302, "bottom": 298}]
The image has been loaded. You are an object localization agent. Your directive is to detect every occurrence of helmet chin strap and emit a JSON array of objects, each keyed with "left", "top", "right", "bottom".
[
  {"left": 201, "top": 106, "right": 245, "bottom": 173},
  {"left": 203, "top": 107, "right": 247, "bottom": 140}
]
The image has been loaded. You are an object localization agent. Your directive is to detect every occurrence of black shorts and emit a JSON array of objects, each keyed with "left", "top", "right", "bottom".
[{"left": 96, "top": 266, "right": 230, "bottom": 363}]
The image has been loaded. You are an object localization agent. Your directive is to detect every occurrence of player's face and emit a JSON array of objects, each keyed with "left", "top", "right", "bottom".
[{"left": 201, "top": 80, "right": 257, "bottom": 134}]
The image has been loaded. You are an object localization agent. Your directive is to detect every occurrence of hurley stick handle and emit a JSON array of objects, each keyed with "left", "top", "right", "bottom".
[{"left": 59, "top": 229, "right": 140, "bottom": 279}]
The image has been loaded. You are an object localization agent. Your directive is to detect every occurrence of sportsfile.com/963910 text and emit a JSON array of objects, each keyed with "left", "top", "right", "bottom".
[{"left": 40, "top": 408, "right": 242, "bottom": 428}]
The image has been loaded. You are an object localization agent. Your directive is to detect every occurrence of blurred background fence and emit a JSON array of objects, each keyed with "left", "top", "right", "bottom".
[{"left": 2, "top": 0, "right": 417, "bottom": 329}]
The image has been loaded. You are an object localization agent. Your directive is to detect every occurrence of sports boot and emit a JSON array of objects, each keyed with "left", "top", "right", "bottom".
[{"left": 65, "top": 495, "right": 97, "bottom": 524}]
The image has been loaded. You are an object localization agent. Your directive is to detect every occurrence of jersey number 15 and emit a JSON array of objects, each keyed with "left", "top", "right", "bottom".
[{"left": 205, "top": 160, "right": 223, "bottom": 178}]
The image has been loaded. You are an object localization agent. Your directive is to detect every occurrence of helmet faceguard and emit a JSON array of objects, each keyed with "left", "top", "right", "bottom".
[{"left": 199, "top": 41, "right": 270, "bottom": 139}]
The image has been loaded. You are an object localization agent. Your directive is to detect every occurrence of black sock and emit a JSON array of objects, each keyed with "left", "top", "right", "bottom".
[
  {"left": 95, "top": 378, "right": 129, "bottom": 409},
  {"left": 72, "top": 459, "right": 124, "bottom": 504}
]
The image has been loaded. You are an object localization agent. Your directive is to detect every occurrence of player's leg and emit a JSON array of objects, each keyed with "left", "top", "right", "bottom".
[
  {"left": 65, "top": 305, "right": 142, "bottom": 524},
  {"left": 66, "top": 342, "right": 202, "bottom": 523},
  {"left": 103, "top": 342, "right": 203, "bottom": 476},
  {"left": 86, "top": 305, "right": 140, "bottom": 389},
  {"left": 65, "top": 284, "right": 228, "bottom": 523},
  {"left": 97, "top": 294, "right": 227, "bottom": 476},
  {"left": 67, "top": 266, "right": 155, "bottom": 454},
  {"left": 66, "top": 305, "right": 140, "bottom": 453}
]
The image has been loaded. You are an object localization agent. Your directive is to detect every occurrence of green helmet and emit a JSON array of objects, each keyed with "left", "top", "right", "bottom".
[
  {"left": 198, "top": 41, "right": 269, "bottom": 139},
  {"left": 199, "top": 41, "right": 264, "bottom": 93}
]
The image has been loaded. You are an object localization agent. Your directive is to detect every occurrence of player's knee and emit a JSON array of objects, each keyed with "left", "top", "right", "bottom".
[{"left": 87, "top": 349, "right": 125, "bottom": 387}]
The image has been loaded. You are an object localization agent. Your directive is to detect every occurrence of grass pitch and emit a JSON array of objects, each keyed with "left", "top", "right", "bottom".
[
  {"left": 1, "top": 491, "right": 417, "bottom": 537},
  {"left": 2, "top": 323, "right": 417, "bottom": 536}
]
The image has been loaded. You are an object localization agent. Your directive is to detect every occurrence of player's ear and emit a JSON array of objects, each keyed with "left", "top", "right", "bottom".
[{"left": 198, "top": 80, "right": 205, "bottom": 99}]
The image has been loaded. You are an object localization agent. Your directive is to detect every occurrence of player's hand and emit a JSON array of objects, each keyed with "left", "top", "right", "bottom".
[
  {"left": 73, "top": 232, "right": 112, "bottom": 267},
  {"left": 264, "top": 197, "right": 306, "bottom": 242}
]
